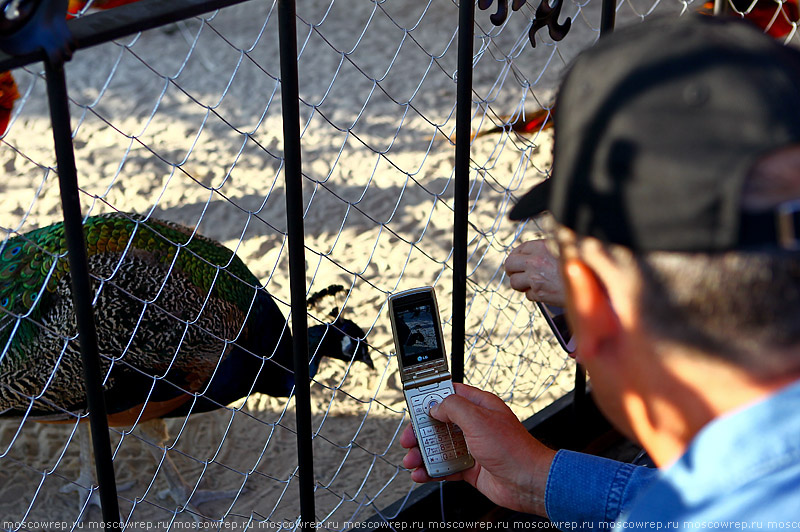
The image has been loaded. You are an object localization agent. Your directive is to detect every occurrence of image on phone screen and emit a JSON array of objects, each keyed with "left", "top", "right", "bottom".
[{"left": 395, "top": 302, "right": 443, "bottom": 366}]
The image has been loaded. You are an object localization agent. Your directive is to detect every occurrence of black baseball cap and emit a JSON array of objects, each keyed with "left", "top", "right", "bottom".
[{"left": 509, "top": 15, "right": 800, "bottom": 252}]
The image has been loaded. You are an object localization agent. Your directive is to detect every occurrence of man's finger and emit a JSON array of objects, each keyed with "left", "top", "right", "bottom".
[
  {"left": 504, "top": 253, "right": 527, "bottom": 274},
  {"left": 402, "top": 446, "right": 423, "bottom": 470},
  {"left": 409, "top": 462, "right": 468, "bottom": 484},
  {"left": 453, "top": 382, "right": 511, "bottom": 412},
  {"left": 428, "top": 394, "right": 477, "bottom": 427},
  {"left": 508, "top": 272, "right": 532, "bottom": 292},
  {"left": 428, "top": 392, "right": 509, "bottom": 434},
  {"left": 399, "top": 424, "right": 418, "bottom": 449},
  {"left": 410, "top": 467, "right": 433, "bottom": 483}
]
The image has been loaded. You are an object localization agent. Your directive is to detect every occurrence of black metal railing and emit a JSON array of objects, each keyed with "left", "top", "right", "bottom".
[
  {"left": 45, "top": 52, "right": 121, "bottom": 528},
  {"left": 276, "top": 0, "right": 316, "bottom": 527}
]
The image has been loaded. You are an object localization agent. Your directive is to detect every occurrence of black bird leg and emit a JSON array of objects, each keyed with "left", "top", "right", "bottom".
[
  {"left": 139, "top": 419, "right": 243, "bottom": 522},
  {"left": 61, "top": 423, "right": 135, "bottom": 522}
]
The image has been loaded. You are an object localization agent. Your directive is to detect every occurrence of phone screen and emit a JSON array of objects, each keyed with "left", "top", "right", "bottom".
[
  {"left": 536, "top": 302, "right": 575, "bottom": 353},
  {"left": 394, "top": 299, "right": 445, "bottom": 367}
]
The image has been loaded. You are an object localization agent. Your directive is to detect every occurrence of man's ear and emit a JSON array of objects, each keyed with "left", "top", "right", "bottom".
[{"left": 563, "top": 258, "right": 621, "bottom": 359}]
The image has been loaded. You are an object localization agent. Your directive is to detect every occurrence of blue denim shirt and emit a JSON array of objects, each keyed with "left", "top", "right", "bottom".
[{"left": 545, "top": 379, "right": 800, "bottom": 530}]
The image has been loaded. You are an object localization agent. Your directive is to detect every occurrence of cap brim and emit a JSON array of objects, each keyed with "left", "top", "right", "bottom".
[{"left": 508, "top": 179, "right": 552, "bottom": 220}]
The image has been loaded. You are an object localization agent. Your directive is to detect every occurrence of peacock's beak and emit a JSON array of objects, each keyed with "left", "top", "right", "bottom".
[{"left": 354, "top": 341, "right": 374, "bottom": 370}]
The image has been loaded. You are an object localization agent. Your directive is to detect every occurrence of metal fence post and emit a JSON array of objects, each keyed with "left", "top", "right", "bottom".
[
  {"left": 45, "top": 56, "right": 121, "bottom": 526},
  {"left": 277, "top": 1, "right": 317, "bottom": 529},
  {"left": 600, "top": 0, "right": 617, "bottom": 36},
  {"left": 452, "top": 0, "right": 476, "bottom": 384}
]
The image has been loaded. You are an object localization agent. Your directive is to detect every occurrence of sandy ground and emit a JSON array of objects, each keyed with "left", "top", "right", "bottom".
[{"left": 0, "top": 0, "right": 679, "bottom": 529}]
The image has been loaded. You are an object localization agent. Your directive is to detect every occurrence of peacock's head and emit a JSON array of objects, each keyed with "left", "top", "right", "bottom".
[{"left": 308, "top": 317, "right": 373, "bottom": 376}]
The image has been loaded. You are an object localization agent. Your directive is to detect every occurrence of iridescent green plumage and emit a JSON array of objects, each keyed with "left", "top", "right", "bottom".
[
  {"left": 2, "top": 213, "right": 254, "bottom": 359},
  {"left": 0, "top": 212, "right": 371, "bottom": 422}
]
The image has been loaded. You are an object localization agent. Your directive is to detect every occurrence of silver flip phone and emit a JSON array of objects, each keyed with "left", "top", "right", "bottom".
[{"left": 388, "top": 287, "right": 474, "bottom": 477}]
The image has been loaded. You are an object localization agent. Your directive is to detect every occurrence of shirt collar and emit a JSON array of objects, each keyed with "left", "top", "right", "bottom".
[{"left": 660, "top": 378, "right": 800, "bottom": 505}]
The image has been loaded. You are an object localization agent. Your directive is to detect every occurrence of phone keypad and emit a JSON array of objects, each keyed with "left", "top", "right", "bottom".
[{"left": 410, "top": 389, "right": 471, "bottom": 466}]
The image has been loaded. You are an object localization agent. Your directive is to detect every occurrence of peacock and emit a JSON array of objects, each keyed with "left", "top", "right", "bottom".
[{"left": 0, "top": 211, "right": 373, "bottom": 517}]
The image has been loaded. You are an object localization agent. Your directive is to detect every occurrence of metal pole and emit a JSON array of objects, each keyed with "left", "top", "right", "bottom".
[
  {"left": 0, "top": 0, "right": 260, "bottom": 73},
  {"left": 600, "top": 0, "right": 616, "bottom": 37},
  {"left": 44, "top": 57, "right": 120, "bottom": 525},
  {"left": 277, "top": 1, "right": 316, "bottom": 529},
  {"left": 451, "top": 0, "right": 475, "bottom": 384}
]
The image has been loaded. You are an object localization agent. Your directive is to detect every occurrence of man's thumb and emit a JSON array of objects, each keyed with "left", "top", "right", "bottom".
[{"left": 428, "top": 395, "right": 465, "bottom": 425}]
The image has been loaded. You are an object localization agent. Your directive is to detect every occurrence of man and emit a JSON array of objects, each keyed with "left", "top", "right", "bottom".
[{"left": 401, "top": 14, "right": 800, "bottom": 526}]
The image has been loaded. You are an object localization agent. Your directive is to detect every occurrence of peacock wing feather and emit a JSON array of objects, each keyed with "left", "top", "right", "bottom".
[{"left": 0, "top": 212, "right": 271, "bottom": 422}]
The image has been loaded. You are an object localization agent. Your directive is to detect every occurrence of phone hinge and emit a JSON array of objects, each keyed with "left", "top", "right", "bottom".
[{"left": 405, "top": 371, "right": 451, "bottom": 389}]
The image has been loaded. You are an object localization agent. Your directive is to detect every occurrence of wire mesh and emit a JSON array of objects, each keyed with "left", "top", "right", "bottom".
[{"left": 2, "top": 0, "right": 788, "bottom": 528}]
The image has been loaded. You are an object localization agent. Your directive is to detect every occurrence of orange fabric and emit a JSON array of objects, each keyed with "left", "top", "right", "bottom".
[{"left": 37, "top": 394, "right": 192, "bottom": 426}]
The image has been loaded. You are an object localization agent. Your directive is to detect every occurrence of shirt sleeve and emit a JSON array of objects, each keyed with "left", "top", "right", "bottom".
[{"left": 544, "top": 449, "right": 659, "bottom": 530}]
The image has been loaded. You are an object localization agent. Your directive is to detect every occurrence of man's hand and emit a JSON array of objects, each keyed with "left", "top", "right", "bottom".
[
  {"left": 400, "top": 383, "right": 556, "bottom": 517},
  {"left": 505, "top": 240, "right": 566, "bottom": 307}
]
